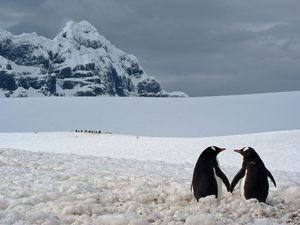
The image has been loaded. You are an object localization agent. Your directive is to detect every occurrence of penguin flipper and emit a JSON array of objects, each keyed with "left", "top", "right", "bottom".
[
  {"left": 215, "top": 167, "right": 230, "bottom": 191},
  {"left": 230, "top": 168, "right": 245, "bottom": 192},
  {"left": 266, "top": 168, "right": 276, "bottom": 187}
]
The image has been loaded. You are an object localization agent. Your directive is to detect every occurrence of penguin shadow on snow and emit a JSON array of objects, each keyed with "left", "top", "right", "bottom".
[{"left": 191, "top": 146, "right": 276, "bottom": 205}]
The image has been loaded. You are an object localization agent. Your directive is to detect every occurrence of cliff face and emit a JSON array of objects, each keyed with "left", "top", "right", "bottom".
[{"left": 0, "top": 21, "right": 187, "bottom": 97}]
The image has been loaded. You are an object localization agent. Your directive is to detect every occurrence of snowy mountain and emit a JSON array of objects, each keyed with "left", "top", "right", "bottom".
[{"left": 0, "top": 21, "right": 187, "bottom": 97}]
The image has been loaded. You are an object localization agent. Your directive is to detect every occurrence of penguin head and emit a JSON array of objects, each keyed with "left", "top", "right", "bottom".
[
  {"left": 200, "top": 146, "right": 226, "bottom": 158},
  {"left": 234, "top": 147, "right": 260, "bottom": 161}
]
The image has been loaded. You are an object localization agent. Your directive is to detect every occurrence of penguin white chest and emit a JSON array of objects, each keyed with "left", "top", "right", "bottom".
[
  {"left": 213, "top": 159, "right": 223, "bottom": 199},
  {"left": 240, "top": 169, "right": 248, "bottom": 199}
]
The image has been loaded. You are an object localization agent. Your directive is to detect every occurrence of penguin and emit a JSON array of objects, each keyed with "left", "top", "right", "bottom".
[
  {"left": 191, "top": 146, "right": 230, "bottom": 201},
  {"left": 230, "top": 147, "right": 276, "bottom": 203}
]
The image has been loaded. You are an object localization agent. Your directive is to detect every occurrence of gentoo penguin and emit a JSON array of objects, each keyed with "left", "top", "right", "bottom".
[
  {"left": 191, "top": 146, "right": 230, "bottom": 201},
  {"left": 230, "top": 147, "right": 276, "bottom": 202}
]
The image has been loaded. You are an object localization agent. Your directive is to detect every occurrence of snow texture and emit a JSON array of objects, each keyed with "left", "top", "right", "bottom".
[
  {"left": 0, "top": 131, "right": 300, "bottom": 224},
  {"left": 0, "top": 131, "right": 300, "bottom": 225}
]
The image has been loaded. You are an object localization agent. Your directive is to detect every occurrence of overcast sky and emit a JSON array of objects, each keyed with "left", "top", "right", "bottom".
[{"left": 0, "top": 0, "right": 299, "bottom": 96}]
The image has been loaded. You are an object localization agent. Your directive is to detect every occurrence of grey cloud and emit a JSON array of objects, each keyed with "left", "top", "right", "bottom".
[{"left": 1, "top": 0, "right": 300, "bottom": 96}]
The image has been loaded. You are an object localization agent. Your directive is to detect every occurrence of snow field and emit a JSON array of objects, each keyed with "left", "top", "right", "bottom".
[
  {"left": 0, "top": 130, "right": 299, "bottom": 224},
  {"left": 0, "top": 131, "right": 299, "bottom": 172},
  {"left": 1, "top": 91, "right": 300, "bottom": 137},
  {"left": 0, "top": 148, "right": 299, "bottom": 225}
]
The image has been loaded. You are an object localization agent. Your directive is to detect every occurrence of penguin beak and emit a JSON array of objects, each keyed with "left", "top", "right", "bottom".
[
  {"left": 219, "top": 147, "right": 226, "bottom": 152},
  {"left": 234, "top": 149, "right": 243, "bottom": 154}
]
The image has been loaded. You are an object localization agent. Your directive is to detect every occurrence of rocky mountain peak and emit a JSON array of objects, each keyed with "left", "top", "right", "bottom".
[
  {"left": 56, "top": 21, "right": 111, "bottom": 50},
  {"left": 63, "top": 20, "right": 97, "bottom": 33},
  {"left": 0, "top": 20, "right": 187, "bottom": 98}
]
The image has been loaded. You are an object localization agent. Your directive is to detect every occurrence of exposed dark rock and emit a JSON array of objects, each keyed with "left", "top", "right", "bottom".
[
  {"left": 6, "top": 64, "right": 12, "bottom": 70},
  {"left": 75, "top": 38, "right": 103, "bottom": 49},
  {"left": 62, "top": 80, "right": 75, "bottom": 89},
  {"left": 0, "top": 39, "right": 13, "bottom": 53},
  {"left": 46, "top": 75, "right": 56, "bottom": 94},
  {"left": 73, "top": 63, "right": 96, "bottom": 72},
  {"left": 73, "top": 72, "right": 94, "bottom": 78},
  {"left": 59, "top": 67, "right": 72, "bottom": 78},
  {"left": 94, "top": 87, "right": 104, "bottom": 95},
  {"left": 110, "top": 67, "right": 126, "bottom": 96},
  {"left": 52, "top": 53, "right": 65, "bottom": 64},
  {"left": 2, "top": 44, "right": 48, "bottom": 67},
  {"left": 85, "top": 78, "right": 101, "bottom": 84},
  {"left": 0, "top": 72, "right": 18, "bottom": 91},
  {"left": 138, "top": 79, "right": 162, "bottom": 94},
  {"left": 126, "top": 62, "right": 143, "bottom": 76},
  {"left": 73, "top": 65, "right": 85, "bottom": 71},
  {"left": 75, "top": 90, "right": 97, "bottom": 96},
  {"left": 27, "top": 77, "right": 45, "bottom": 89},
  {"left": 17, "top": 77, "right": 30, "bottom": 89}
]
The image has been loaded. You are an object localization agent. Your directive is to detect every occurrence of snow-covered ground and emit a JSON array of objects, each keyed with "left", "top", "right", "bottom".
[
  {"left": 0, "top": 131, "right": 300, "bottom": 173},
  {"left": 1, "top": 91, "right": 300, "bottom": 137},
  {"left": 0, "top": 131, "right": 299, "bottom": 224}
]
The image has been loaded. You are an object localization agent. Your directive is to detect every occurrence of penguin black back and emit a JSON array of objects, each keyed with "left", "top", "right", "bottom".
[
  {"left": 230, "top": 147, "right": 276, "bottom": 202},
  {"left": 192, "top": 146, "right": 230, "bottom": 201}
]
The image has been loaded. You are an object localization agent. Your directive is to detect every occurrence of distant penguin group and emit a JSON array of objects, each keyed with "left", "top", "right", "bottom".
[{"left": 191, "top": 146, "right": 276, "bottom": 203}]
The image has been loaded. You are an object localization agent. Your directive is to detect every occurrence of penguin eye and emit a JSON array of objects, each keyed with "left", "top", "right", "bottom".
[{"left": 211, "top": 146, "right": 216, "bottom": 151}]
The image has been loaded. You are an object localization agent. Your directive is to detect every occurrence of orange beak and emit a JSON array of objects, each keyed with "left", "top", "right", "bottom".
[
  {"left": 234, "top": 149, "right": 243, "bottom": 154},
  {"left": 219, "top": 147, "right": 226, "bottom": 152}
]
